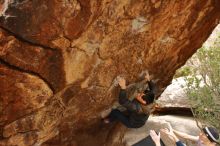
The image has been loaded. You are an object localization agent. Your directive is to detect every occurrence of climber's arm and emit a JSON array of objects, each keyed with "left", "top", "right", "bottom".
[
  {"left": 173, "top": 130, "right": 199, "bottom": 142},
  {"left": 144, "top": 72, "right": 157, "bottom": 95},
  {"left": 118, "top": 78, "right": 137, "bottom": 111}
]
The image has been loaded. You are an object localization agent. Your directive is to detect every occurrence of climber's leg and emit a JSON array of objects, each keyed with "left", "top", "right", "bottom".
[{"left": 104, "top": 109, "right": 132, "bottom": 127}]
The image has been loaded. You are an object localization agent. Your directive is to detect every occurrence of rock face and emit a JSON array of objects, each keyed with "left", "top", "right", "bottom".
[
  {"left": 157, "top": 77, "right": 190, "bottom": 108},
  {"left": 0, "top": 0, "right": 220, "bottom": 145}
]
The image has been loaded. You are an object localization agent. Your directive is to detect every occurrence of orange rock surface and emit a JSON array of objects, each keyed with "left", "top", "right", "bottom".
[{"left": 0, "top": 0, "right": 220, "bottom": 145}]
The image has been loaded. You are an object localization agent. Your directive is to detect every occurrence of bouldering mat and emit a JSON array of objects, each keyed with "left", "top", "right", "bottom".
[{"left": 132, "top": 135, "right": 165, "bottom": 146}]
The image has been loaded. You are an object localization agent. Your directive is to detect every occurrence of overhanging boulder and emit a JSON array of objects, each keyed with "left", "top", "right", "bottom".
[{"left": 0, "top": 0, "right": 220, "bottom": 145}]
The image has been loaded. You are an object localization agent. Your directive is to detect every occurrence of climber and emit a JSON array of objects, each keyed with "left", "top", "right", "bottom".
[
  {"left": 150, "top": 126, "right": 219, "bottom": 146},
  {"left": 103, "top": 72, "right": 157, "bottom": 128}
]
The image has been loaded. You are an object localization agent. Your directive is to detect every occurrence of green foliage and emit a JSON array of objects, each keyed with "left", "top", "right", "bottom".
[
  {"left": 184, "top": 40, "right": 220, "bottom": 131},
  {"left": 174, "top": 66, "right": 192, "bottom": 78}
]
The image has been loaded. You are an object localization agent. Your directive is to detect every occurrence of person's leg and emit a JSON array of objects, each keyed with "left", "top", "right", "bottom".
[{"left": 107, "top": 109, "right": 132, "bottom": 128}]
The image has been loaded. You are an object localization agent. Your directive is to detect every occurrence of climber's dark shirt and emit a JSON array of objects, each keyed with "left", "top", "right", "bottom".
[
  {"left": 118, "top": 81, "right": 156, "bottom": 128},
  {"left": 176, "top": 141, "right": 185, "bottom": 146}
]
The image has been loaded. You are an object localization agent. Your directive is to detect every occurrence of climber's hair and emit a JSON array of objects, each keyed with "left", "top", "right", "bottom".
[{"left": 142, "top": 92, "right": 154, "bottom": 104}]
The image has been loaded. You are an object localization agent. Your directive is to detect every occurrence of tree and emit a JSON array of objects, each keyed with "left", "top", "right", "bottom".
[{"left": 184, "top": 35, "right": 220, "bottom": 131}]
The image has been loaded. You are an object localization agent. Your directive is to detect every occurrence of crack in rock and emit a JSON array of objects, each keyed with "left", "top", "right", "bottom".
[{"left": 0, "top": 58, "right": 55, "bottom": 93}]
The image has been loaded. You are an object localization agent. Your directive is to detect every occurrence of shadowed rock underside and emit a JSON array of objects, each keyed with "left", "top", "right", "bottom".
[{"left": 0, "top": 0, "right": 220, "bottom": 146}]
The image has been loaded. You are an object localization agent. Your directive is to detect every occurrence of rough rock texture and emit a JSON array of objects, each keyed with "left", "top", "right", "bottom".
[
  {"left": 0, "top": 0, "right": 220, "bottom": 146},
  {"left": 0, "top": 29, "right": 65, "bottom": 92},
  {"left": 157, "top": 77, "right": 189, "bottom": 107}
]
